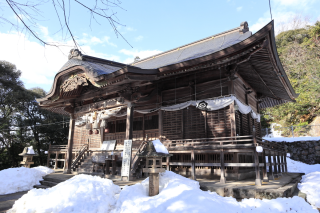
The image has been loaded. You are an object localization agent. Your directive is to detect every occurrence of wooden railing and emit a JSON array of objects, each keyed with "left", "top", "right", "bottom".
[
  {"left": 71, "top": 144, "right": 89, "bottom": 170},
  {"left": 130, "top": 141, "right": 147, "bottom": 175},
  {"left": 163, "top": 135, "right": 254, "bottom": 149}
]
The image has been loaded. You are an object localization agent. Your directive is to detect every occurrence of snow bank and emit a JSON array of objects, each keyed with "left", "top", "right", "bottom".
[
  {"left": 112, "top": 171, "right": 316, "bottom": 213},
  {"left": 0, "top": 166, "right": 54, "bottom": 195},
  {"left": 298, "top": 172, "right": 320, "bottom": 208},
  {"left": 286, "top": 157, "right": 320, "bottom": 208},
  {"left": 263, "top": 136, "right": 320, "bottom": 142},
  {"left": 9, "top": 175, "right": 121, "bottom": 213},
  {"left": 152, "top": 139, "right": 169, "bottom": 154},
  {"left": 287, "top": 157, "right": 320, "bottom": 174},
  {"left": 32, "top": 166, "right": 54, "bottom": 175}
]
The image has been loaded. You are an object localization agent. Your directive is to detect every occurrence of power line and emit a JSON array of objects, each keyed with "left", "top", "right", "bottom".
[{"left": 269, "top": 0, "right": 273, "bottom": 21}]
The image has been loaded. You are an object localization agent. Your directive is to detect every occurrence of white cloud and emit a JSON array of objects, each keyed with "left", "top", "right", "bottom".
[
  {"left": 251, "top": 0, "right": 316, "bottom": 34},
  {"left": 0, "top": 30, "right": 120, "bottom": 90},
  {"left": 126, "top": 27, "right": 136, "bottom": 32},
  {"left": 119, "top": 49, "right": 162, "bottom": 64},
  {"left": 275, "top": 0, "right": 315, "bottom": 6},
  {"left": 134, "top": 36, "right": 144, "bottom": 41},
  {"left": 236, "top": 6, "right": 242, "bottom": 12}
]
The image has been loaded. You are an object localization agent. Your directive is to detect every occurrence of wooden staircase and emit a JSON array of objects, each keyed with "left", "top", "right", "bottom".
[
  {"left": 33, "top": 173, "right": 74, "bottom": 189},
  {"left": 130, "top": 142, "right": 147, "bottom": 179}
]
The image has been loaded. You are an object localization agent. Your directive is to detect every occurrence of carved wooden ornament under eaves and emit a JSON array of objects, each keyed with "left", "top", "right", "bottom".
[{"left": 60, "top": 75, "right": 89, "bottom": 93}]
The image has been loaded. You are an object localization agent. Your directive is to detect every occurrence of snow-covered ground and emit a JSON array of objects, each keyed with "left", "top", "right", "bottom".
[
  {"left": 285, "top": 157, "right": 320, "bottom": 209},
  {"left": 263, "top": 136, "right": 320, "bottom": 142},
  {"left": 8, "top": 175, "right": 121, "bottom": 213},
  {"left": 8, "top": 171, "right": 318, "bottom": 213},
  {"left": 0, "top": 166, "right": 54, "bottom": 195}
]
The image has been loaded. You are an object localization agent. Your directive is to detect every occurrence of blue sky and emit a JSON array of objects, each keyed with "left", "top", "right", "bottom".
[{"left": 0, "top": 0, "right": 319, "bottom": 92}]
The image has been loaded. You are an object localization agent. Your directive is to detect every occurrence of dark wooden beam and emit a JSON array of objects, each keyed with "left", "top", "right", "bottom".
[{"left": 125, "top": 103, "right": 134, "bottom": 140}]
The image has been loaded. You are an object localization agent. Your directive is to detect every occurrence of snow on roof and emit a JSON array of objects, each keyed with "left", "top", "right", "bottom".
[{"left": 152, "top": 139, "right": 169, "bottom": 154}]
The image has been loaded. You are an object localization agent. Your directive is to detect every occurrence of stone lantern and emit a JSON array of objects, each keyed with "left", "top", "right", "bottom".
[
  {"left": 19, "top": 147, "right": 38, "bottom": 168},
  {"left": 137, "top": 140, "right": 172, "bottom": 196}
]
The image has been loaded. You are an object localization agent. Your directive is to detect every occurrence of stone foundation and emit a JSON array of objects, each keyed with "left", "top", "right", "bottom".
[{"left": 283, "top": 140, "right": 320, "bottom": 164}]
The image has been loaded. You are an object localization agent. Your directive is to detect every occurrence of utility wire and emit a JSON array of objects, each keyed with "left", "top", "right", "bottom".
[{"left": 269, "top": 0, "right": 273, "bottom": 20}]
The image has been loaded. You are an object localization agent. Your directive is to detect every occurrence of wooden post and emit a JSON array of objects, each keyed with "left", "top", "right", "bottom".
[
  {"left": 253, "top": 125, "right": 261, "bottom": 186},
  {"left": 63, "top": 153, "right": 67, "bottom": 170},
  {"left": 268, "top": 150, "right": 274, "bottom": 180},
  {"left": 230, "top": 102, "right": 236, "bottom": 138},
  {"left": 262, "top": 149, "right": 268, "bottom": 182},
  {"left": 54, "top": 152, "right": 58, "bottom": 169},
  {"left": 166, "top": 156, "right": 170, "bottom": 171},
  {"left": 233, "top": 152, "right": 239, "bottom": 180},
  {"left": 284, "top": 154, "right": 288, "bottom": 173},
  {"left": 204, "top": 111, "right": 208, "bottom": 138},
  {"left": 66, "top": 113, "right": 76, "bottom": 174},
  {"left": 191, "top": 150, "right": 196, "bottom": 180},
  {"left": 46, "top": 144, "right": 51, "bottom": 167},
  {"left": 220, "top": 149, "right": 226, "bottom": 184},
  {"left": 126, "top": 103, "right": 134, "bottom": 140},
  {"left": 158, "top": 110, "right": 163, "bottom": 139},
  {"left": 106, "top": 159, "right": 110, "bottom": 175},
  {"left": 273, "top": 152, "right": 279, "bottom": 178},
  {"left": 142, "top": 114, "right": 145, "bottom": 141},
  {"left": 280, "top": 152, "right": 286, "bottom": 173},
  {"left": 277, "top": 152, "right": 282, "bottom": 176},
  {"left": 112, "top": 155, "right": 117, "bottom": 175}
]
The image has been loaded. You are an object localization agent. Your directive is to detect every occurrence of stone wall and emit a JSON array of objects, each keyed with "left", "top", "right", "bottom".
[{"left": 283, "top": 140, "right": 320, "bottom": 164}]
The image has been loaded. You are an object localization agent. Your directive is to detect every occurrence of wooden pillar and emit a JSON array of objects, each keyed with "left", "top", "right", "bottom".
[
  {"left": 262, "top": 149, "right": 268, "bottom": 182},
  {"left": 63, "top": 153, "right": 67, "bottom": 170},
  {"left": 106, "top": 159, "right": 110, "bottom": 175},
  {"left": 254, "top": 150, "right": 261, "bottom": 186},
  {"left": 142, "top": 114, "right": 146, "bottom": 141},
  {"left": 47, "top": 144, "right": 51, "bottom": 167},
  {"left": 253, "top": 126, "right": 261, "bottom": 186},
  {"left": 273, "top": 152, "right": 279, "bottom": 178},
  {"left": 281, "top": 152, "right": 285, "bottom": 174},
  {"left": 166, "top": 156, "right": 170, "bottom": 171},
  {"left": 268, "top": 150, "right": 274, "bottom": 180},
  {"left": 112, "top": 155, "right": 117, "bottom": 175},
  {"left": 191, "top": 150, "right": 196, "bottom": 180},
  {"left": 230, "top": 102, "right": 236, "bottom": 138},
  {"left": 220, "top": 149, "right": 226, "bottom": 184},
  {"left": 277, "top": 152, "right": 282, "bottom": 176},
  {"left": 66, "top": 113, "right": 76, "bottom": 174},
  {"left": 54, "top": 152, "right": 58, "bottom": 169},
  {"left": 284, "top": 152, "right": 288, "bottom": 173},
  {"left": 158, "top": 110, "right": 163, "bottom": 139},
  {"left": 204, "top": 111, "right": 208, "bottom": 138},
  {"left": 233, "top": 152, "right": 239, "bottom": 180},
  {"left": 125, "top": 103, "right": 134, "bottom": 140}
]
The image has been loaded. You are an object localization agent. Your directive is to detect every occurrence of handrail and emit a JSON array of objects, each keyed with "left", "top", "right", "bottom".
[
  {"left": 71, "top": 144, "right": 89, "bottom": 170},
  {"left": 130, "top": 141, "right": 147, "bottom": 175}
]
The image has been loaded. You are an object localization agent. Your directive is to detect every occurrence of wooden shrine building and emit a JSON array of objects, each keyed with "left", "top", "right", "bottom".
[{"left": 37, "top": 21, "right": 298, "bottom": 185}]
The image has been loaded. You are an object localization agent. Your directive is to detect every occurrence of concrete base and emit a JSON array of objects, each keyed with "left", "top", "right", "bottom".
[{"left": 199, "top": 172, "right": 305, "bottom": 199}]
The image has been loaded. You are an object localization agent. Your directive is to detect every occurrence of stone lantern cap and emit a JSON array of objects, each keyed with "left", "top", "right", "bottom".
[
  {"left": 19, "top": 147, "right": 38, "bottom": 156},
  {"left": 137, "top": 140, "right": 172, "bottom": 158}
]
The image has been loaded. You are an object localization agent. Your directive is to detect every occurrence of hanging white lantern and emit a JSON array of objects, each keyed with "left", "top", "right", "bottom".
[{"left": 256, "top": 146, "right": 263, "bottom": 153}]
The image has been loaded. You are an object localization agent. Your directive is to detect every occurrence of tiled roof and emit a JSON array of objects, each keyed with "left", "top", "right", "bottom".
[{"left": 131, "top": 24, "right": 251, "bottom": 69}]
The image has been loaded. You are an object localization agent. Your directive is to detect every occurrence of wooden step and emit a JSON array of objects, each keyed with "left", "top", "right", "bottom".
[
  {"left": 40, "top": 180, "right": 58, "bottom": 187},
  {"left": 33, "top": 184, "right": 51, "bottom": 189}
]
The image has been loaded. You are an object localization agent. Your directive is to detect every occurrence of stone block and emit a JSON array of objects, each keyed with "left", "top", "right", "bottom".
[
  {"left": 315, "top": 146, "right": 320, "bottom": 151},
  {"left": 316, "top": 151, "right": 320, "bottom": 156},
  {"left": 301, "top": 150, "right": 308, "bottom": 156}
]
